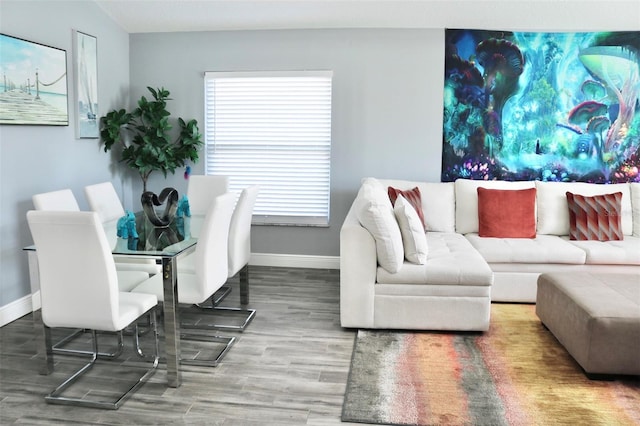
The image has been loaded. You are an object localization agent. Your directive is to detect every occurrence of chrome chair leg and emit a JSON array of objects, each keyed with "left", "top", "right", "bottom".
[
  {"left": 191, "top": 266, "right": 255, "bottom": 331},
  {"left": 134, "top": 312, "right": 159, "bottom": 359},
  {"left": 212, "top": 285, "right": 232, "bottom": 305},
  {"left": 179, "top": 332, "right": 235, "bottom": 367},
  {"left": 239, "top": 265, "right": 249, "bottom": 305},
  {"left": 52, "top": 329, "right": 125, "bottom": 359},
  {"left": 45, "top": 330, "right": 100, "bottom": 406},
  {"left": 181, "top": 304, "right": 256, "bottom": 332},
  {"left": 44, "top": 310, "right": 159, "bottom": 410}
]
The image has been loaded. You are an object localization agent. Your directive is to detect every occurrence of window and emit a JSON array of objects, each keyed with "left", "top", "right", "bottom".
[{"left": 204, "top": 71, "right": 333, "bottom": 226}]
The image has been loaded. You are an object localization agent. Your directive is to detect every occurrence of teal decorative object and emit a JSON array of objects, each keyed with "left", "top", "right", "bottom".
[
  {"left": 176, "top": 195, "right": 190, "bottom": 237},
  {"left": 116, "top": 210, "right": 138, "bottom": 239},
  {"left": 176, "top": 195, "right": 191, "bottom": 218}
]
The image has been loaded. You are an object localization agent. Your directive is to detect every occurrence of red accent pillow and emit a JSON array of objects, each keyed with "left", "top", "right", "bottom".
[
  {"left": 566, "top": 192, "right": 623, "bottom": 241},
  {"left": 477, "top": 187, "right": 537, "bottom": 238},
  {"left": 388, "top": 186, "right": 426, "bottom": 231}
]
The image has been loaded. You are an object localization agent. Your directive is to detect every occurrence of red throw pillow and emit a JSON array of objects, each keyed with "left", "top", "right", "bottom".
[
  {"left": 388, "top": 186, "right": 426, "bottom": 231},
  {"left": 477, "top": 187, "right": 536, "bottom": 238},
  {"left": 566, "top": 192, "right": 623, "bottom": 241}
]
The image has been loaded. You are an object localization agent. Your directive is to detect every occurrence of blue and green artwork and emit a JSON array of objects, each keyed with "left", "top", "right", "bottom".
[{"left": 442, "top": 29, "right": 640, "bottom": 183}]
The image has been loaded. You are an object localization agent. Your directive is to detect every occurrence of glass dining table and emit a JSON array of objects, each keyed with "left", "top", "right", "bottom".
[{"left": 25, "top": 212, "right": 199, "bottom": 388}]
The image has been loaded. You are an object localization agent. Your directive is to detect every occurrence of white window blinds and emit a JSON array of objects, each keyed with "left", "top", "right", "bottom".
[{"left": 204, "top": 71, "right": 333, "bottom": 226}]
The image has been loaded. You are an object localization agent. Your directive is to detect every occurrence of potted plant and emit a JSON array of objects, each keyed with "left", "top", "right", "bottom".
[{"left": 100, "top": 86, "right": 203, "bottom": 192}]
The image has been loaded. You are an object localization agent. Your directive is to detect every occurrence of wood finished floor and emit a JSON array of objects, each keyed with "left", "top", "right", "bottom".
[{"left": 0, "top": 266, "right": 366, "bottom": 425}]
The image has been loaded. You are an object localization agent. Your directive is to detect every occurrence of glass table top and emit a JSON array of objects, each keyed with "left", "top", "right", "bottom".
[
  {"left": 110, "top": 212, "right": 196, "bottom": 256},
  {"left": 25, "top": 212, "right": 200, "bottom": 258}
]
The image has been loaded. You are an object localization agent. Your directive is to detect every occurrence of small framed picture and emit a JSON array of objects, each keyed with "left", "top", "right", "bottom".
[{"left": 74, "top": 30, "right": 98, "bottom": 138}]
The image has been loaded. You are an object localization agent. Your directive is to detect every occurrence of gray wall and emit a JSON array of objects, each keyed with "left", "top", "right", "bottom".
[
  {"left": 129, "top": 29, "right": 443, "bottom": 257},
  {"left": 0, "top": 1, "right": 130, "bottom": 312},
  {"left": 1, "top": 0, "right": 639, "bottom": 320}
]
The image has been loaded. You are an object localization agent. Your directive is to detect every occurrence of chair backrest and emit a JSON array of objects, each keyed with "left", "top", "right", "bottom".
[
  {"left": 84, "top": 182, "right": 126, "bottom": 223},
  {"left": 187, "top": 175, "right": 229, "bottom": 215},
  {"left": 194, "top": 192, "right": 236, "bottom": 301},
  {"left": 26, "top": 210, "right": 121, "bottom": 331},
  {"left": 228, "top": 185, "right": 259, "bottom": 276},
  {"left": 32, "top": 189, "right": 80, "bottom": 211}
]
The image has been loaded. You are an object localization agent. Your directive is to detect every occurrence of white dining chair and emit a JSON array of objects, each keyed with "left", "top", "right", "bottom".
[
  {"left": 183, "top": 174, "right": 231, "bottom": 302},
  {"left": 132, "top": 192, "right": 237, "bottom": 366},
  {"left": 31, "top": 188, "right": 152, "bottom": 356},
  {"left": 178, "top": 186, "right": 258, "bottom": 331},
  {"left": 84, "top": 181, "right": 127, "bottom": 223},
  {"left": 27, "top": 210, "right": 159, "bottom": 409},
  {"left": 186, "top": 175, "right": 229, "bottom": 238},
  {"left": 201, "top": 185, "right": 259, "bottom": 330},
  {"left": 84, "top": 181, "right": 160, "bottom": 276},
  {"left": 226, "top": 185, "right": 259, "bottom": 305},
  {"left": 32, "top": 189, "right": 80, "bottom": 211}
]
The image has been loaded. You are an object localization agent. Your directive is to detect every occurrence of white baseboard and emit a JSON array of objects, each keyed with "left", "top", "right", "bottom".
[
  {"left": 0, "top": 294, "right": 34, "bottom": 327},
  {"left": 250, "top": 253, "right": 339, "bottom": 269},
  {"left": 0, "top": 255, "right": 338, "bottom": 328},
  {"left": 32, "top": 290, "right": 41, "bottom": 311}
]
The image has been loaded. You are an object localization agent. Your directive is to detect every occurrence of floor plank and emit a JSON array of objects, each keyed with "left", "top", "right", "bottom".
[{"left": 0, "top": 266, "right": 366, "bottom": 425}]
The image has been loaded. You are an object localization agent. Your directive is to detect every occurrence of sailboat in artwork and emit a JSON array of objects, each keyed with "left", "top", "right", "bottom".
[
  {"left": 79, "top": 35, "right": 96, "bottom": 120},
  {"left": 76, "top": 32, "right": 98, "bottom": 137}
]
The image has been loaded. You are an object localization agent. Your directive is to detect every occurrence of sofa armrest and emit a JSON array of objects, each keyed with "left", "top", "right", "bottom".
[{"left": 340, "top": 204, "right": 377, "bottom": 328}]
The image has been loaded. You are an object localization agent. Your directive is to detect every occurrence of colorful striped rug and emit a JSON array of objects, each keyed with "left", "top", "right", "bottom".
[{"left": 342, "top": 304, "right": 640, "bottom": 425}]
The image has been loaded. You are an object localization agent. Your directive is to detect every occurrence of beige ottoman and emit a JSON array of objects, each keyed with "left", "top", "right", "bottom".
[{"left": 536, "top": 272, "right": 640, "bottom": 377}]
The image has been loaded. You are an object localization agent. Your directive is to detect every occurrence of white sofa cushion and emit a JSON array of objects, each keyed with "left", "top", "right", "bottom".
[
  {"left": 355, "top": 178, "right": 404, "bottom": 273},
  {"left": 376, "top": 232, "right": 492, "bottom": 286},
  {"left": 536, "top": 181, "right": 632, "bottom": 236},
  {"left": 455, "top": 179, "right": 536, "bottom": 234},
  {"left": 465, "top": 233, "right": 587, "bottom": 264},
  {"left": 631, "top": 183, "right": 640, "bottom": 237},
  {"left": 378, "top": 179, "right": 456, "bottom": 233},
  {"left": 393, "top": 195, "right": 428, "bottom": 264},
  {"left": 565, "top": 236, "right": 640, "bottom": 265}
]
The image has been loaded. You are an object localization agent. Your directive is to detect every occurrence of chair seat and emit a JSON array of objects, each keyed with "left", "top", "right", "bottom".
[
  {"left": 43, "top": 291, "right": 157, "bottom": 332},
  {"left": 117, "top": 292, "right": 158, "bottom": 331},
  {"left": 116, "top": 270, "right": 152, "bottom": 292},
  {"left": 177, "top": 252, "right": 196, "bottom": 272},
  {"left": 132, "top": 272, "right": 213, "bottom": 305}
]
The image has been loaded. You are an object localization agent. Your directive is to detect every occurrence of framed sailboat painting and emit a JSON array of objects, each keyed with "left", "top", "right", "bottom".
[{"left": 74, "top": 30, "right": 98, "bottom": 138}]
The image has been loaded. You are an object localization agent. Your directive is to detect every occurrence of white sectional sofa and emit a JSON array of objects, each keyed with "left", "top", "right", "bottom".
[{"left": 340, "top": 177, "right": 640, "bottom": 331}]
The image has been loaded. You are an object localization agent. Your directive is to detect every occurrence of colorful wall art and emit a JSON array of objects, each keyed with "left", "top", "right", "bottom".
[
  {"left": 442, "top": 29, "right": 639, "bottom": 183},
  {"left": 0, "top": 33, "right": 68, "bottom": 126}
]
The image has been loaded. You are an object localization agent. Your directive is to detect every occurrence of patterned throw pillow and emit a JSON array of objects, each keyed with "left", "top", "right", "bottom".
[
  {"left": 566, "top": 192, "right": 623, "bottom": 241},
  {"left": 388, "top": 186, "right": 426, "bottom": 231}
]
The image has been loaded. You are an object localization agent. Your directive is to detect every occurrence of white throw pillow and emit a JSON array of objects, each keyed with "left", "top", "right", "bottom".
[
  {"left": 394, "top": 195, "right": 428, "bottom": 264},
  {"left": 355, "top": 182, "right": 404, "bottom": 273},
  {"left": 536, "top": 181, "right": 632, "bottom": 235}
]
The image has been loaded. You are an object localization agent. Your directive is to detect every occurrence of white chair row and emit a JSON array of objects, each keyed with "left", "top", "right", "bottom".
[
  {"left": 132, "top": 191, "right": 238, "bottom": 366},
  {"left": 184, "top": 176, "right": 259, "bottom": 330},
  {"left": 32, "top": 183, "right": 159, "bottom": 276}
]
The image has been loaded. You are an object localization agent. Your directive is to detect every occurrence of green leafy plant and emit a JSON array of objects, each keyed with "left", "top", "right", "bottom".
[{"left": 100, "top": 87, "right": 203, "bottom": 192}]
